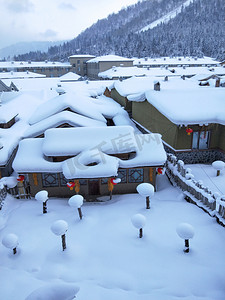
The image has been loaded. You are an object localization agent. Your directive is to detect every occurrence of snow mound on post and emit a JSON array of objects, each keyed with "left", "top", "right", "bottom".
[
  {"left": 176, "top": 223, "right": 195, "bottom": 239},
  {"left": 131, "top": 214, "right": 146, "bottom": 229},
  {"left": 2, "top": 233, "right": 18, "bottom": 249},
  {"left": 25, "top": 283, "right": 79, "bottom": 300},
  {"left": 212, "top": 161, "right": 225, "bottom": 170},
  {"left": 35, "top": 190, "right": 48, "bottom": 202},
  {"left": 51, "top": 220, "right": 68, "bottom": 236},
  {"left": 136, "top": 183, "right": 154, "bottom": 197},
  {"left": 68, "top": 195, "right": 84, "bottom": 208}
]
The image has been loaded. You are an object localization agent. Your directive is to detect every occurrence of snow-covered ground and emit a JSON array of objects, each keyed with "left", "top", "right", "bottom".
[
  {"left": 0, "top": 175, "right": 225, "bottom": 300},
  {"left": 186, "top": 163, "right": 225, "bottom": 195}
]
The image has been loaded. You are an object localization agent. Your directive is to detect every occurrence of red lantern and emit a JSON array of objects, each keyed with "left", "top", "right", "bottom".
[
  {"left": 186, "top": 128, "right": 193, "bottom": 135},
  {"left": 67, "top": 182, "right": 75, "bottom": 190},
  {"left": 17, "top": 175, "right": 25, "bottom": 182},
  {"left": 110, "top": 178, "right": 121, "bottom": 185},
  {"left": 157, "top": 167, "right": 163, "bottom": 175}
]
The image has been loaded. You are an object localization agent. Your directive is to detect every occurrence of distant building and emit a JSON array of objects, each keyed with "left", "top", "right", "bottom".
[
  {"left": 0, "top": 61, "right": 72, "bottom": 77},
  {"left": 86, "top": 55, "right": 134, "bottom": 80},
  {"left": 69, "top": 55, "right": 96, "bottom": 77}
]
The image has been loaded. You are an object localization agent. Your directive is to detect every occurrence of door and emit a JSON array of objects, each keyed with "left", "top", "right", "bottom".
[
  {"left": 88, "top": 179, "right": 100, "bottom": 195},
  {"left": 192, "top": 131, "right": 210, "bottom": 149}
]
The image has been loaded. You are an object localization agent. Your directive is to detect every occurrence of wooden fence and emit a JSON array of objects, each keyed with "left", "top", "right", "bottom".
[{"left": 166, "top": 154, "right": 225, "bottom": 226}]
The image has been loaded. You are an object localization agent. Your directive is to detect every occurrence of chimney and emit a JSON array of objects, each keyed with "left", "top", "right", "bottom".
[
  {"left": 181, "top": 75, "right": 185, "bottom": 80},
  {"left": 154, "top": 81, "right": 160, "bottom": 91},
  {"left": 164, "top": 76, "right": 168, "bottom": 81}
]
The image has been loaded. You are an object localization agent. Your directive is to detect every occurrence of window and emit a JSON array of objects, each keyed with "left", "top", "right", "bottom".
[
  {"left": 59, "top": 173, "right": 67, "bottom": 186},
  {"left": 79, "top": 179, "right": 87, "bottom": 185},
  {"left": 42, "top": 173, "right": 59, "bottom": 187},
  {"left": 192, "top": 131, "right": 210, "bottom": 150},
  {"left": 101, "top": 178, "right": 108, "bottom": 184},
  {"left": 128, "top": 168, "right": 144, "bottom": 183},
  {"left": 117, "top": 169, "right": 127, "bottom": 183}
]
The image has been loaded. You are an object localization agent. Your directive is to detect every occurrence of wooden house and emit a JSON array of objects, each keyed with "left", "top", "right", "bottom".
[
  {"left": 108, "top": 76, "right": 225, "bottom": 163},
  {"left": 13, "top": 126, "right": 167, "bottom": 200}
]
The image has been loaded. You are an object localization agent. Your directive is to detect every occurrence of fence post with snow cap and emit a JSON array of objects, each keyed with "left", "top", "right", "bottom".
[{"left": 136, "top": 183, "right": 154, "bottom": 209}]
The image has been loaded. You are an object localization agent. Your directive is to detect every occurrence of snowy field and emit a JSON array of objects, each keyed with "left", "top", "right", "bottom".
[{"left": 0, "top": 175, "right": 225, "bottom": 300}]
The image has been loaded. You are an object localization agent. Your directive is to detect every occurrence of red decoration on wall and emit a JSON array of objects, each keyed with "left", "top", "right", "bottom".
[
  {"left": 110, "top": 178, "right": 117, "bottom": 185},
  {"left": 186, "top": 128, "right": 193, "bottom": 135},
  {"left": 17, "top": 175, "right": 25, "bottom": 182},
  {"left": 67, "top": 182, "right": 75, "bottom": 190},
  {"left": 157, "top": 168, "right": 163, "bottom": 175}
]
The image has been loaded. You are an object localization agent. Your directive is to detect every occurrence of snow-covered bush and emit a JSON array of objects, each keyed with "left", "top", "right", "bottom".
[
  {"left": 131, "top": 214, "right": 146, "bottom": 238},
  {"left": 136, "top": 183, "right": 154, "bottom": 209},
  {"left": 68, "top": 194, "right": 84, "bottom": 220},
  {"left": 176, "top": 223, "right": 195, "bottom": 253},
  {"left": 35, "top": 190, "right": 48, "bottom": 214},
  {"left": 212, "top": 161, "right": 225, "bottom": 176},
  {"left": 25, "top": 282, "right": 79, "bottom": 300},
  {"left": 51, "top": 220, "right": 68, "bottom": 251},
  {"left": 2, "top": 233, "right": 19, "bottom": 254}
]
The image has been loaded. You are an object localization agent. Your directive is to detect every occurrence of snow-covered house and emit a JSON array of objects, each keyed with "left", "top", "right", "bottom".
[
  {"left": 86, "top": 55, "right": 134, "bottom": 80},
  {"left": 13, "top": 126, "right": 166, "bottom": 199},
  {"left": 0, "top": 79, "right": 18, "bottom": 92},
  {"left": 109, "top": 76, "right": 225, "bottom": 163}
]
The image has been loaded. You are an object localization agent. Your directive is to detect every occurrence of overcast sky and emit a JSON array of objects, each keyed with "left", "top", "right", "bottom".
[{"left": 0, "top": 0, "right": 140, "bottom": 49}]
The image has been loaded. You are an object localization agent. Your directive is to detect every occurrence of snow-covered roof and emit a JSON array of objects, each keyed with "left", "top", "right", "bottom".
[
  {"left": 13, "top": 126, "right": 167, "bottom": 179},
  {"left": 145, "top": 87, "right": 225, "bottom": 126},
  {"left": 87, "top": 55, "right": 134, "bottom": 63},
  {"left": 69, "top": 54, "right": 95, "bottom": 58},
  {"left": 0, "top": 61, "right": 71, "bottom": 69},
  {"left": 24, "top": 111, "right": 106, "bottom": 138},
  {"left": 99, "top": 66, "right": 172, "bottom": 79},
  {"left": 0, "top": 71, "right": 46, "bottom": 79},
  {"left": 133, "top": 56, "right": 220, "bottom": 67},
  {"left": 59, "top": 72, "right": 81, "bottom": 81},
  {"left": 113, "top": 76, "right": 225, "bottom": 126}
]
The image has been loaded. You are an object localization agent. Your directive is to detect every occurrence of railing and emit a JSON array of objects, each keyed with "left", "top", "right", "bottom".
[
  {"left": 0, "top": 185, "right": 7, "bottom": 209},
  {"left": 166, "top": 154, "right": 225, "bottom": 226}
]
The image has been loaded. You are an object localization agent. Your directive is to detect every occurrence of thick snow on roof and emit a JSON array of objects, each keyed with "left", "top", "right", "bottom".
[
  {"left": 114, "top": 76, "right": 225, "bottom": 125},
  {"left": 99, "top": 66, "right": 172, "bottom": 79},
  {"left": 24, "top": 111, "right": 106, "bottom": 138},
  {"left": 0, "top": 71, "right": 46, "bottom": 79},
  {"left": 87, "top": 55, "right": 134, "bottom": 63},
  {"left": 146, "top": 87, "right": 225, "bottom": 126},
  {"left": 69, "top": 54, "right": 95, "bottom": 58},
  {"left": 114, "top": 76, "right": 157, "bottom": 98},
  {"left": 59, "top": 72, "right": 81, "bottom": 81},
  {"left": 0, "top": 61, "right": 71, "bottom": 69},
  {"left": 133, "top": 56, "right": 220, "bottom": 67},
  {"left": 13, "top": 126, "right": 166, "bottom": 179}
]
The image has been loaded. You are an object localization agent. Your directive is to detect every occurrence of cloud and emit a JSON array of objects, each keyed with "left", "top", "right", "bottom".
[
  {"left": 58, "top": 2, "right": 76, "bottom": 10},
  {"left": 40, "top": 29, "right": 58, "bottom": 38},
  {"left": 6, "top": 0, "right": 34, "bottom": 13}
]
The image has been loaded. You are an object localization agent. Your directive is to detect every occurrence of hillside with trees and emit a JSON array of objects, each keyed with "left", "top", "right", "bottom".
[{"left": 14, "top": 0, "right": 225, "bottom": 61}]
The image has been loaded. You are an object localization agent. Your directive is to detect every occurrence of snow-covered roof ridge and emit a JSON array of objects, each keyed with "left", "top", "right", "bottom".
[
  {"left": 87, "top": 55, "right": 134, "bottom": 63},
  {"left": 13, "top": 126, "right": 167, "bottom": 179},
  {"left": 24, "top": 110, "right": 106, "bottom": 138},
  {"left": 28, "top": 91, "right": 107, "bottom": 125},
  {"left": 59, "top": 72, "right": 81, "bottom": 81}
]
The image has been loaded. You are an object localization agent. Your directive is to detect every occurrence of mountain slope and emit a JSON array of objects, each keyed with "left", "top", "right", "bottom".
[{"left": 14, "top": 0, "right": 225, "bottom": 61}]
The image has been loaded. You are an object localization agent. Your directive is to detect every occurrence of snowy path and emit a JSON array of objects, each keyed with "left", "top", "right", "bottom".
[{"left": 0, "top": 175, "right": 225, "bottom": 300}]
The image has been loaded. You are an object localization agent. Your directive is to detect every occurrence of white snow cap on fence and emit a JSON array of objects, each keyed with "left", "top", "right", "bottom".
[
  {"left": 51, "top": 220, "right": 68, "bottom": 236},
  {"left": 136, "top": 183, "right": 154, "bottom": 197},
  {"left": 25, "top": 283, "right": 79, "bottom": 300},
  {"left": 176, "top": 223, "right": 195, "bottom": 239},
  {"left": 35, "top": 190, "right": 48, "bottom": 202},
  {"left": 131, "top": 214, "right": 146, "bottom": 229},
  {"left": 68, "top": 195, "right": 84, "bottom": 208},
  {"left": 212, "top": 161, "right": 225, "bottom": 170},
  {"left": 2, "top": 233, "right": 18, "bottom": 249}
]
